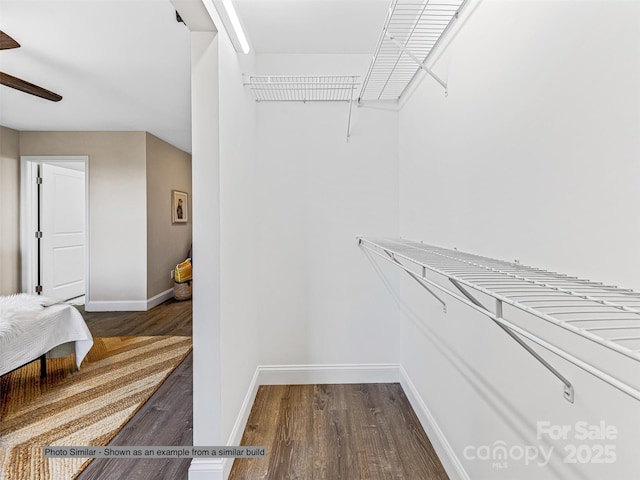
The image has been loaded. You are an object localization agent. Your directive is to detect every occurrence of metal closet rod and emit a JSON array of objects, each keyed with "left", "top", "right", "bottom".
[{"left": 357, "top": 237, "right": 640, "bottom": 404}]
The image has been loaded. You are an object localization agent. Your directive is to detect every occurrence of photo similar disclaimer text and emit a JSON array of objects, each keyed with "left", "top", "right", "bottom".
[{"left": 43, "top": 446, "right": 266, "bottom": 459}]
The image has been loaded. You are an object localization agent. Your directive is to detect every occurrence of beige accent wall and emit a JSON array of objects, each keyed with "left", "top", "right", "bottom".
[
  {"left": 19, "top": 131, "right": 148, "bottom": 303},
  {"left": 146, "top": 133, "right": 192, "bottom": 298},
  {"left": 0, "top": 126, "right": 21, "bottom": 295}
]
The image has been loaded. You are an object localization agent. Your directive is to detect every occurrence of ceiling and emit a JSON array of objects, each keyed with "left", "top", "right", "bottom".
[
  {"left": 0, "top": 0, "right": 192, "bottom": 153},
  {"left": 235, "top": 0, "right": 390, "bottom": 54},
  {"left": 0, "top": 0, "right": 391, "bottom": 153}
]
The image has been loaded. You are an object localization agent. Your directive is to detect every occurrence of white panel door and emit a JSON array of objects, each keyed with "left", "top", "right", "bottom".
[{"left": 41, "top": 164, "right": 86, "bottom": 300}]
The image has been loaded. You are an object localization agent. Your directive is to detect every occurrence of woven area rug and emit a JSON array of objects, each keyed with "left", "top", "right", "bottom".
[{"left": 0, "top": 336, "right": 192, "bottom": 480}]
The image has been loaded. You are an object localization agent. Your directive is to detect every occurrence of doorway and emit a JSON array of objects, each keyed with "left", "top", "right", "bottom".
[{"left": 21, "top": 156, "right": 89, "bottom": 302}]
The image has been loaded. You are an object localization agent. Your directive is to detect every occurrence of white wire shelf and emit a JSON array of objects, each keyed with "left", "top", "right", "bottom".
[
  {"left": 244, "top": 75, "right": 361, "bottom": 141},
  {"left": 244, "top": 76, "right": 360, "bottom": 103},
  {"left": 358, "top": 237, "right": 640, "bottom": 403},
  {"left": 359, "top": 0, "right": 468, "bottom": 102}
]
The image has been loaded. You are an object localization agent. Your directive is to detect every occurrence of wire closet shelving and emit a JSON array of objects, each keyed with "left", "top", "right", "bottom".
[
  {"left": 359, "top": 0, "right": 468, "bottom": 102},
  {"left": 244, "top": 75, "right": 360, "bottom": 140},
  {"left": 358, "top": 237, "right": 640, "bottom": 404},
  {"left": 244, "top": 75, "right": 360, "bottom": 103}
]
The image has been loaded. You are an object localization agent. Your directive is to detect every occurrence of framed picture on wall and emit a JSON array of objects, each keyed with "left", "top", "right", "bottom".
[{"left": 172, "top": 190, "right": 188, "bottom": 223}]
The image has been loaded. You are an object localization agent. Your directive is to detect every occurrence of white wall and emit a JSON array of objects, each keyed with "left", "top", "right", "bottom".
[
  {"left": 218, "top": 30, "right": 260, "bottom": 443},
  {"left": 191, "top": 31, "right": 222, "bottom": 452},
  {"left": 178, "top": 5, "right": 261, "bottom": 469},
  {"left": 254, "top": 54, "right": 401, "bottom": 367},
  {"left": 397, "top": 1, "right": 640, "bottom": 479},
  {"left": 399, "top": 0, "right": 640, "bottom": 291},
  {"left": 215, "top": 52, "right": 403, "bottom": 449}
]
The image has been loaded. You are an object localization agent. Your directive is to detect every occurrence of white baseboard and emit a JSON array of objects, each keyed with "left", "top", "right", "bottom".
[
  {"left": 84, "top": 288, "right": 173, "bottom": 312},
  {"left": 147, "top": 288, "right": 174, "bottom": 309},
  {"left": 189, "top": 458, "right": 224, "bottom": 480},
  {"left": 399, "top": 365, "right": 469, "bottom": 480},
  {"left": 223, "top": 367, "right": 262, "bottom": 478},
  {"left": 85, "top": 300, "right": 148, "bottom": 312},
  {"left": 256, "top": 363, "right": 401, "bottom": 385}
]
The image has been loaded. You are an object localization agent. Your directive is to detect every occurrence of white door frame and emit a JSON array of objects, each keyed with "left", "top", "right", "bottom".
[{"left": 20, "top": 156, "right": 90, "bottom": 302}]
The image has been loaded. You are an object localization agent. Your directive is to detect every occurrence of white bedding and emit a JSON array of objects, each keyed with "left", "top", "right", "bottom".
[{"left": 0, "top": 294, "right": 93, "bottom": 376}]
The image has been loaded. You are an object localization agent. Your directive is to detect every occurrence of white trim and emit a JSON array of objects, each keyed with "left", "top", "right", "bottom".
[
  {"left": 189, "top": 458, "right": 224, "bottom": 480},
  {"left": 147, "top": 288, "right": 174, "bottom": 309},
  {"left": 399, "top": 365, "right": 470, "bottom": 480},
  {"left": 85, "top": 300, "right": 148, "bottom": 312},
  {"left": 85, "top": 288, "right": 174, "bottom": 312},
  {"left": 223, "top": 367, "right": 262, "bottom": 478},
  {"left": 256, "top": 363, "right": 401, "bottom": 385},
  {"left": 20, "top": 160, "right": 38, "bottom": 293},
  {"left": 228, "top": 367, "right": 260, "bottom": 445}
]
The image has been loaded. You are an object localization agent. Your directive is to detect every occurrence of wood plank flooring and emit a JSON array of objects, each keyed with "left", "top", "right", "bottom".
[
  {"left": 76, "top": 352, "right": 193, "bottom": 480},
  {"left": 78, "top": 298, "right": 192, "bottom": 337},
  {"left": 229, "top": 383, "right": 450, "bottom": 480},
  {"left": 75, "top": 299, "right": 193, "bottom": 480}
]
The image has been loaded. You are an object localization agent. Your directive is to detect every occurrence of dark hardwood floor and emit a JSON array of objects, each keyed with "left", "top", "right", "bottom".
[
  {"left": 79, "top": 298, "right": 192, "bottom": 337},
  {"left": 229, "top": 383, "right": 450, "bottom": 480},
  {"left": 75, "top": 299, "right": 193, "bottom": 480}
]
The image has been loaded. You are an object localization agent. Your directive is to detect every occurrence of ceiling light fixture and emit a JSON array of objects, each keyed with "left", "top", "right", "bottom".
[{"left": 221, "top": 0, "right": 250, "bottom": 54}]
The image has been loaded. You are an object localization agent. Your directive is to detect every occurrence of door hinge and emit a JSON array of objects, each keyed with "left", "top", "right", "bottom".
[
  {"left": 36, "top": 176, "right": 43, "bottom": 185},
  {"left": 35, "top": 285, "right": 43, "bottom": 294},
  {"left": 35, "top": 231, "right": 43, "bottom": 239}
]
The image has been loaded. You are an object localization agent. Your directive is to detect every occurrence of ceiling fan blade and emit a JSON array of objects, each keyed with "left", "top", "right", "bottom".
[
  {"left": 0, "top": 31, "right": 20, "bottom": 50},
  {"left": 0, "top": 72, "right": 62, "bottom": 102}
]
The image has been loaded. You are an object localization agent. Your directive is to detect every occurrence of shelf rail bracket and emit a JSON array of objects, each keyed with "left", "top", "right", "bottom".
[
  {"left": 449, "top": 278, "right": 575, "bottom": 403},
  {"left": 385, "top": 34, "right": 448, "bottom": 95},
  {"left": 386, "top": 251, "right": 447, "bottom": 313}
]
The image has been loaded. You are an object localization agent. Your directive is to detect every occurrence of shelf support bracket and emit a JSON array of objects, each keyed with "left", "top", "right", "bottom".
[
  {"left": 385, "top": 34, "right": 448, "bottom": 94},
  {"left": 449, "top": 279, "right": 575, "bottom": 403},
  {"left": 386, "top": 251, "right": 447, "bottom": 313},
  {"left": 347, "top": 78, "right": 355, "bottom": 142}
]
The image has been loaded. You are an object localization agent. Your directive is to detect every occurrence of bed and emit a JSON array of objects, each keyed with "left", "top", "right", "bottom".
[{"left": 0, "top": 294, "right": 94, "bottom": 377}]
